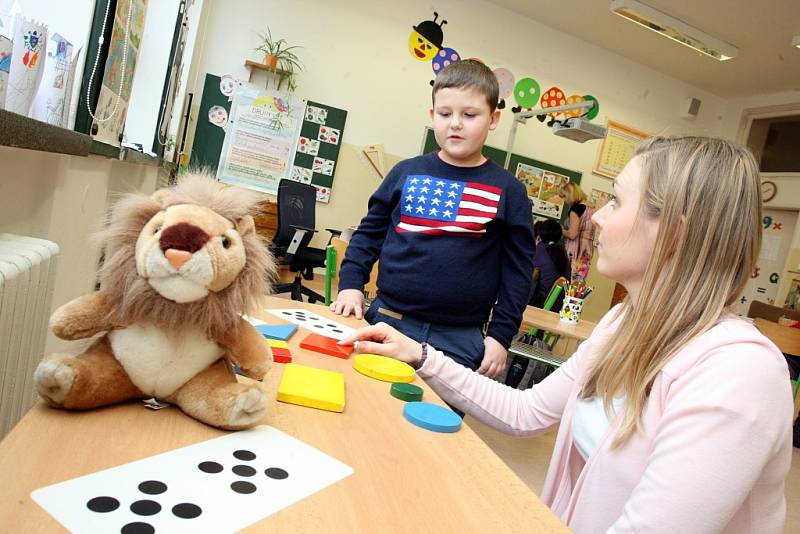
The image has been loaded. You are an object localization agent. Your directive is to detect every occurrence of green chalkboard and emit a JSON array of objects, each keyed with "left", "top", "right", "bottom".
[
  {"left": 189, "top": 73, "right": 231, "bottom": 172},
  {"left": 421, "top": 127, "right": 508, "bottom": 166}
]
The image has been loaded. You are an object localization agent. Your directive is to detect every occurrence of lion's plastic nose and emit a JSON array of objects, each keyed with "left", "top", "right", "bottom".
[{"left": 165, "top": 249, "right": 192, "bottom": 269}]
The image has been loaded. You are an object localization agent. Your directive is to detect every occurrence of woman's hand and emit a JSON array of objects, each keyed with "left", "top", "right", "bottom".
[{"left": 338, "top": 322, "right": 422, "bottom": 366}]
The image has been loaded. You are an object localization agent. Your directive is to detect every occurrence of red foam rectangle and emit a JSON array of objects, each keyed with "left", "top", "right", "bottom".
[
  {"left": 271, "top": 347, "right": 292, "bottom": 364},
  {"left": 300, "top": 333, "right": 353, "bottom": 359}
]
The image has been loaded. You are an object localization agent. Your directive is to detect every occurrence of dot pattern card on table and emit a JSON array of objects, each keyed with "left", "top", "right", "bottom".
[
  {"left": 265, "top": 308, "right": 353, "bottom": 341},
  {"left": 300, "top": 333, "right": 353, "bottom": 359},
  {"left": 30, "top": 426, "right": 353, "bottom": 533},
  {"left": 277, "top": 363, "right": 346, "bottom": 413}
]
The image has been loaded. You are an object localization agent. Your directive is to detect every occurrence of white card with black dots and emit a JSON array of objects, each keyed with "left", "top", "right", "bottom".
[
  {"left": 31, "top": 426, "right": 353, "bottom": 533},
  {"left": 266, "top": 308, "right": 354, "bottom": 340}
]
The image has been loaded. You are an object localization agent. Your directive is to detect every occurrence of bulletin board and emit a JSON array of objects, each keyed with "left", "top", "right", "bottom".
[
  {"left": 290, "top": 101, "right": 348, "bottom": 203},
  {"left": 188, "top": 73, "right": 231, "bottom": 172},
  {"left": 421, "top": 127, "right": 507, "bottom": 166},
  {"left": 507, "top": 154, "right": 582, "bottom": 221},
  {"left": 593, "top": 119, "right": 648, "bottom": 179}
]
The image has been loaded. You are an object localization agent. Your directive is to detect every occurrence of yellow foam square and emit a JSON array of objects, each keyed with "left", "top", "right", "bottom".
[
  {"left": 267, "top": 339, "right": 289, "bottom": 348},
  {"left": 277, "top": 363, "right": 345, "bottom": 413}
]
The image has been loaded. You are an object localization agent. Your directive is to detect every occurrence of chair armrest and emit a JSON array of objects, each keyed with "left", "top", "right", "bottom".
[{"left": 290, "top": 224, "right": 317, "bottom": 234}]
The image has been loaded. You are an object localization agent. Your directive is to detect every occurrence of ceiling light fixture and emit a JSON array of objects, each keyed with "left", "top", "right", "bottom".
[
  {"left": 610, "top": 0, "right": 738, "bottom": 61},
  {"left": 793, "top": 35, "right": 800, "bottom": 49}
]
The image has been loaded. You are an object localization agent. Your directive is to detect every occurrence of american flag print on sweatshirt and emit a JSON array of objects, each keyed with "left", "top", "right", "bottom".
[{"left": 396, "top": 175, "right": 501, "bottom": 236}]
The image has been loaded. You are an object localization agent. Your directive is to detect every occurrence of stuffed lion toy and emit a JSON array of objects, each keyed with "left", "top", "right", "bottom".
[{"left": 33, "top": 175, "right": 277, "bottom": 430}]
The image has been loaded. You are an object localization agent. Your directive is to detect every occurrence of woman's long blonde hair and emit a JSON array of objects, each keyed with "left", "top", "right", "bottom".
[
  {"left": 581, "top": 136, "right": 762, "bottom": 447},
  {"left": 562, "top": 182, "right": 588, "bottom": 206}
]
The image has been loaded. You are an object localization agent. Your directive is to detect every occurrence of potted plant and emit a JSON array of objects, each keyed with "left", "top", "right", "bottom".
[{"left": 255, "top": 28, "right": 303, "bottom": 90}]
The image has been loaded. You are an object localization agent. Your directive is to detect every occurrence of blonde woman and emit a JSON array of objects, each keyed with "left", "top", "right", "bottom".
[
  {"left": 341, "top": 137, "right": 793, "bottom": 533},
  {"left": 561, "top": 182, "right": 595, "bottom": 280}
]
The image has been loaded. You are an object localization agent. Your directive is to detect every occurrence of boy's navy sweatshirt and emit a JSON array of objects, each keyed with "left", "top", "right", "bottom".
[{"left": 339, "top": 151, "right": 535, "bottom": 349}]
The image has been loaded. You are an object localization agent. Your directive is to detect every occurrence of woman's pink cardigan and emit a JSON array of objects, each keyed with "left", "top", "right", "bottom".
[{"left": 417, "top": 306, "right": 793, "bottom": 533}]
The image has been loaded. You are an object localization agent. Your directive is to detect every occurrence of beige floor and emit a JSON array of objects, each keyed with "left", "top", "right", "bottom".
[{"left": 280, "top": 277, "right": 800, "bottom": 531}]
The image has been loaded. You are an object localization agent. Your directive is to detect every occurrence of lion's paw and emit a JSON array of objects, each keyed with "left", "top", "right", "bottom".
[
  {"left": 226, "top": 387, "right": 267, "bottom": 429},
  {"left": 34, "top": 356, "right": 76, "bottom": 406}
]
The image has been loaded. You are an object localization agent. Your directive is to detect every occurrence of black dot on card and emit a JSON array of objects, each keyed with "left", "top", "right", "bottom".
[
  {"left": 232, "top": 464, "right": 257, "bottom": 477},
  {"left": 332, "top": 329, "right": 343, "bottom": 333},
  {"left": 308, "top": 316, "right": 319, "bottom": 320},
  {"left": 265, "top": 467, "right": 289, "bottom": 480},
  {"left": 313, "top": 324, "right": 323, "bottom": 329},
  {"left": 87, "top": 496, "right": 120, "bottom": 513},
  {"left": 120, "top": 522, "right": 155, "bottom": 534},
  {"left": 231, "top": 481, "right": 257, "bottom": 494},
  {"left": 198, "top": 461, "right": 223, "bottom": 473},
  {"left": 130, "top": 500, "right": 161, "bottom": 516},
  {"left": 138, "top": 480, "right": 167, "bottom": 495},
  {"left": 172, "top": 502, "right": 202, "bottom": 519},
  {"left": 281, "top": 311, "right": 291, "bottom": 316},
  {"left": 233, "top": 449, "right": 256, "bottom": 461}
]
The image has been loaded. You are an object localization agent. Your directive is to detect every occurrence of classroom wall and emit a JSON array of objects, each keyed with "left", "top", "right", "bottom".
[
  {"left": 0, "top": 146, "right": 159, "bottom": 353},
  {"left": 184, "top": 0, "right": 796, "bottom": 321}
]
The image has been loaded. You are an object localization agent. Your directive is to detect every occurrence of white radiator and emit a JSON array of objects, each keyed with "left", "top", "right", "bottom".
[{"left": 0, "top": 234, "right": 59, "bottom": 439}]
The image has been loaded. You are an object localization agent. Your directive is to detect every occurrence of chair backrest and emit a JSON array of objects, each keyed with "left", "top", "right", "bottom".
[
  {"left": 542, "top": 277, "right": 567, "bottom": 311},
  {"left": 273, "top": 180, "right": 317, "bottom": 248}
]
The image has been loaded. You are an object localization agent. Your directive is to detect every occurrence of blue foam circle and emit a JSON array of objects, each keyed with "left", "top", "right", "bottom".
[{"left": 403, "top": 402, "right": 462, "bottom": 433}]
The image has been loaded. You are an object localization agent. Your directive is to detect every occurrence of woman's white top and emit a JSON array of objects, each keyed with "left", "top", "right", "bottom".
[{"left": 571, "top": 396, "right": 625, "bottom": 459}]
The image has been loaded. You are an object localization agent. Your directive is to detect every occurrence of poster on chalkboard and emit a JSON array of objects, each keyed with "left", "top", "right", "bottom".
[
  {"left": 290, "top": 100, "right": 348, "bottom": 203},
  {"left": 216, "top": 89, "right": 305, "bottom": 196}
]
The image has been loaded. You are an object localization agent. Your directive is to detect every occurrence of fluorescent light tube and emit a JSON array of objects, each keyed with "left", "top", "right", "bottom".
[
  {"left": 610, "top": 0, "right": 738, "bottom": 61},
  {"left": 793, "top": 35, "right": 800, "bottom": 49}
]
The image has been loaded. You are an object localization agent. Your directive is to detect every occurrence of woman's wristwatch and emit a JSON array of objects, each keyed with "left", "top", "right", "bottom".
[{"left": 414, "top": 342, "right": 428, "bottom": 370}]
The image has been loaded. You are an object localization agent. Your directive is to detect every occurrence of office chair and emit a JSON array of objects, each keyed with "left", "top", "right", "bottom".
[{"left": 270, "top": 180, "right": 339, "bottom": 303}]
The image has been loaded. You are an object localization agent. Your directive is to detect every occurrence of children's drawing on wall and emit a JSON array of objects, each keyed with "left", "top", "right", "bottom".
[
  {"left": 589, "top": 188, "right": 614, "bottom": 210},
  {"left": 6, "top": 15, "right": 46, "bottom": 115},
  {"left": 0, "top": 34, "right": 11, "bottom": 109},
  {"left": 515, "top": 162, "right": 568, "bottom": 219},
  {"left": 92, "top": 0, "right": 147, "bottom": 146},
  {"left": 32, "top": 33, "right": 73, "bottom": 126}
]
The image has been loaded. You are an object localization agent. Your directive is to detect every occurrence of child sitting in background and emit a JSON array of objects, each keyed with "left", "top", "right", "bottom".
[{"left": 529, "top": 219, "right": 571, "bottom": 309}]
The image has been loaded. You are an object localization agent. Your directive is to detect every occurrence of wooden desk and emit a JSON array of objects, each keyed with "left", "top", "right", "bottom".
[
  {"left": 0, "top": 296, "right": 568, "bottom": 533},
  {"left": 520, "top": 306, "right": 597, "bottom": 342},
  {"left": 754, "top": 318, "right": 800, "bottom": 357}
]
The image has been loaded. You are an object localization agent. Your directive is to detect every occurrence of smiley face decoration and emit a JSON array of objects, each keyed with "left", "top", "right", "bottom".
[{"left": 408, "top": 12, "right": 448, "bottom": 61}]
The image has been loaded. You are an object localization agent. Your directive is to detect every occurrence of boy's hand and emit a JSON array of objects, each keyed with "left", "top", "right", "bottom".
[
  {"left": 477, "top": 336, "right": 507, "bottom": 378},
  {"left": 338, "top": 322, "right": 422, "bottom": 366},
  {"left": 330, "top": 289, "right": 365, "bottom": 319}
]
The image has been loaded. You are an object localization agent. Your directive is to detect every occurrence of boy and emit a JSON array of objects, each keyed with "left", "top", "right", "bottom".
[{"left": 331, "top": 59, "right": 535, "bottom": 378}]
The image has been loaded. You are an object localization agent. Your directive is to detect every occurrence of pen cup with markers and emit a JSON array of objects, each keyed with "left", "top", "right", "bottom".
[{"left": 559, "top": 282, "right": 592, "bottom": 324}]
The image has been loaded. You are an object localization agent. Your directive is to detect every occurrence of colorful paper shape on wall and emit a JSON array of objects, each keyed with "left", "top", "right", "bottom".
[
  {"left": 432, "top": 47, "right": 460, "bottom": 75},
  {"left": 583, "top": 95, "right": 599, "bottom": 120},
  {"left": 540, "top": 87, "right": 566, "bottom": 115},
  {"left": 493, "top": 68, "right": 515, "bottom": 99},
  {"left": 513, "top": 77, "right": 541, "bottom": 109},
  {"left": 409, "top": 12, "right": 447, "bottom": 61},
  {"left": 563, "top": 95, "right": 585, "bottom": 119}
]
